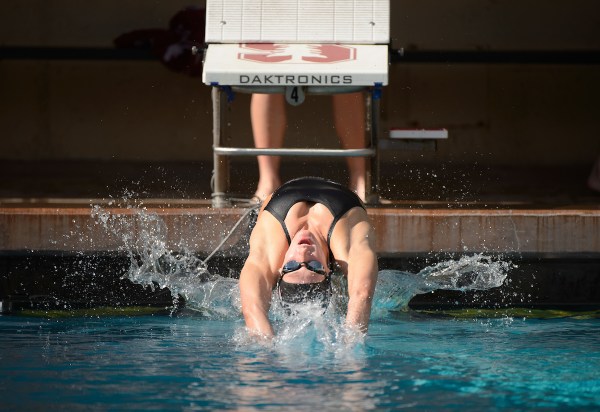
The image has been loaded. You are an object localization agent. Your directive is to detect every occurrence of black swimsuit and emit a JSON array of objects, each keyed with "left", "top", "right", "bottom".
[{"left": 264, "top": 177, "right": 365, "bottom": 248}]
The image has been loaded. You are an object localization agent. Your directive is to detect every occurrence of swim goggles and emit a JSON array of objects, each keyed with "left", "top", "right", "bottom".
[{"left": 281, "top": 260, "right": 328, "bottom": 276}]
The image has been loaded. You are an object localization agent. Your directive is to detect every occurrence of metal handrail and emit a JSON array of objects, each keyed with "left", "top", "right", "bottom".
[{"left": 213, "top": 147, "right": 376, "bottom": 157}]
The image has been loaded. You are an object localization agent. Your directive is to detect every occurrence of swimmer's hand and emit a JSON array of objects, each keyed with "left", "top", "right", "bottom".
[
  {"left": 340, "top": 323, "right": 367, "bottom": 346},
  {"left": 244, "top": 327, "right": 275, "bottom": 348}
]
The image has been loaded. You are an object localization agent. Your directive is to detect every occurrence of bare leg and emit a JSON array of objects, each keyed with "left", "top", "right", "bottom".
[
  {"left": 251, "top": 94, "right": 286, "bottom": 199},
  {"left": 332, "top": 92, "right": 367, "bottom": 201}
]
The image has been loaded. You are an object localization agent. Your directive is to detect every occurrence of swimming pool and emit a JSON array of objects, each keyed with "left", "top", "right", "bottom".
[
  {"left": 2, "top": 206, "right": 599, "bottom": 410},
  {"left": 1, "top": 309, "right": 599, "bottom": 411},
  {"left": 1, "top": 263, "right": 599, "bottom": 411}
]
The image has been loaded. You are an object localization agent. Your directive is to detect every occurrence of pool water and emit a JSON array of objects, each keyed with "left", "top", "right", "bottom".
[
  {"left": 3, "top": 205, "right": 599, "bottom": 411},
  {"left": 1, "top": 309, "right": 599, "bottom": 411}
]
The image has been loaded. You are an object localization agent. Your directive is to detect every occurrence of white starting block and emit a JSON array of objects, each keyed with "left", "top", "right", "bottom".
[
  {"left": 203, "top": 0, "right": 390, "bottom": 206},
  {"left": 204, "top": 0, "right": 389, "bottom": 44}
]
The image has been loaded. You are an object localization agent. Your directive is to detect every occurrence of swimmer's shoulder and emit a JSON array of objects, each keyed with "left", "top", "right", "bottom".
[
  {"left": 257, "top": 193, "right": 274, "bottom": 214},
  {"left": 250, "top": 194, "right": 287, "bottom": 250}
]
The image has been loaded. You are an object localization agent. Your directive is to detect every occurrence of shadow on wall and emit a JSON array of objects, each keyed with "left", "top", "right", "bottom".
[{"left": 114, "top": 6, "right": 205, "bottom": 77}]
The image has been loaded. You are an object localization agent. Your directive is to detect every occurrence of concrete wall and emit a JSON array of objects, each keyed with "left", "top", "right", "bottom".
[{"left": 1, "top": 0, "right": 599, "bottom": 166}]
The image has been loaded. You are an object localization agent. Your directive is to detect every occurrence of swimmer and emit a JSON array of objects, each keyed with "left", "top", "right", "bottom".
[{"left": 239, "top": 177, "right": 378, "bottom": 339}]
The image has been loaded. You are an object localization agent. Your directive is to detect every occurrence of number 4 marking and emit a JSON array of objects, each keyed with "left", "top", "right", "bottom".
[{"left": 285, "top": 86, "right": 305, "bottom": 106}]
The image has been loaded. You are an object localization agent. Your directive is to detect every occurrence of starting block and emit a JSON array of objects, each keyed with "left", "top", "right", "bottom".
[
  {"left": 203, "top": 0, "right": 390, "bottom": 206},
  {"left": 203, "top": 43, "right": 388, "bottom": 90}
]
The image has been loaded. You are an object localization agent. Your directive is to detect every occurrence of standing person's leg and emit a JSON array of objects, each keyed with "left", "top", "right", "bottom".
[
  {"left": 332, "top": 92, "right": 367, "bottom": 201},
  {"left": 251, "top": 94, "right": 287, "bottom": 200}
]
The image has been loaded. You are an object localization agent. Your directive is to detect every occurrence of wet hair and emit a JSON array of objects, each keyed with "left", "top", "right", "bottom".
[{"left": 277, "top": 275, "right": 332, "bottom": 308}]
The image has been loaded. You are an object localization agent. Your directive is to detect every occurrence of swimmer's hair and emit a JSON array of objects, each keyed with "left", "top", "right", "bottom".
[{"left": 277, "top": 276, "right": 332, "bottom": 308}]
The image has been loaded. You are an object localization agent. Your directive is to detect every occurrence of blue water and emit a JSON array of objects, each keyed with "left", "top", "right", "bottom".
[{"left": 1, "top": 311, "right": 599, "bottom": 411}]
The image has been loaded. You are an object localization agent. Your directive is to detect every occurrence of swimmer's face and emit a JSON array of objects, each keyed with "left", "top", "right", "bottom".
[{"left": 282, "top": 230, "right": 329, "bottom": 284}]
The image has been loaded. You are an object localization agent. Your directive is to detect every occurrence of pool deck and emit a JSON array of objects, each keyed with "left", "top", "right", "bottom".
[{"left": 1, "top": 197, "right": 599, "bottom": 256}]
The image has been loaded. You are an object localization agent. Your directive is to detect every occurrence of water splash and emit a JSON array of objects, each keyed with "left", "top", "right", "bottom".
[
  {"left": 91, "top": 198, "right": 250, "bottom": 313},
  {"left": 91, "top": 203, "right": 512, "bottom": 324},
  {"left": 371, "top": 254, "right": 512, "bottom": 318},
  {"left": 232, "top": 300, "right": 367, "bottom": 354}
]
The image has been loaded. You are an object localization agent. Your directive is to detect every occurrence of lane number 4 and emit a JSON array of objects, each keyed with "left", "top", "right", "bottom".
[{"left": 285, "top": 86, "right": 305, "bottom": 106}]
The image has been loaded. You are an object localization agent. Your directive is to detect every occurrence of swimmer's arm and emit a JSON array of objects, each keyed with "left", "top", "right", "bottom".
[
  {"left": 239, "top": 257, "right": 275, "bottom": 338},
  {"left": 345, "top": 222, "right": 378, "bottom": 334}
]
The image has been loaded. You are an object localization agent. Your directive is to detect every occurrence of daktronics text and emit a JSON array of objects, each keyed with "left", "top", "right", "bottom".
[{"left": 239, "top": 74, "right": 353, "bottom": 85}]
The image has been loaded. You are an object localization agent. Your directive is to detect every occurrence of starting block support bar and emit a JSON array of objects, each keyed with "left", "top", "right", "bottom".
[
  {"left": 211, "top": 87, "right": 229, "bottom": 207},
  {"left": 214, "top": 147, "right": 376, "bottom": 157},
  {"left": 368, "top": 85, "right": 382, "bottom": 205}
]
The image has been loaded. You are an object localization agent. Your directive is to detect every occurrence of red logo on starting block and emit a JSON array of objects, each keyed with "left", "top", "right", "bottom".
[{"left": 238, "top": 44, "right": 357, "bottom": 64}]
